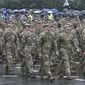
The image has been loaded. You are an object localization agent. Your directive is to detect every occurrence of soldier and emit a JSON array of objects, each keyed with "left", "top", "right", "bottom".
[
  {"left": 58, "top": 24, "right": 80, "bottom": 79},
  {"left": 80, "top": 29, "right": 85, "bottom": 76},
  {"left": 19, "top": 27, "right": 34, "bottom": 77},
  {"left": 49, "top": 25, "right": 59, "bottom": 76},
  {"left": 38, "top": 27, "right": 57, "bottom": 81},
  {"left": 0, "top": 29, "right": 3, "bottom": 63},
  {"left": 7, "top": 22, "right": 20, "bottom": 62},
  {"left": 71, "top": 22, "right": 80, "bottom": 62},
  {"left": 3, "top": 28, "right": 18, "bottom": 75}
]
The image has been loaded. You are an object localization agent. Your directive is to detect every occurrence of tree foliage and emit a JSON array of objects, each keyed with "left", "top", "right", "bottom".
[{"left": 0, "top": 0, "right": 85, "bottom": 10}]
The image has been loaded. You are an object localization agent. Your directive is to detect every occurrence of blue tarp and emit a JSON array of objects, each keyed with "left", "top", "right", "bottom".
[
  {"left": 51, "top": 8, "right": 59, "bottom": 13},
  {"left": 54, "top": 13, "right": 59, "bottom": 16},
  {"left": 0, "top": 8, "right": 6, "bottom": 12},
  {"left": 81, "top": 10, "right": 85, "bottom": 15},
  {"left": 66, "top": 11, "right": 72, "bottom": 16},
  {"left": 59, "top": 12, "right": 66, "bottom": 16},
  {"left": 47, "top": 10, "right": 53, "bottom": 14},
  {"left": 42, "top": 8, "right": 50, "bottom": 12},
  {"left": 72, "top": 11, "right": 82, "bottom": 16},
  {"left": 13, "top": 10, "right": 20, "bottom": 13},
  {"left": 1, "top": 8, "right": 6, "bottom": 11},
  {"left": 7, "top": 9, "right": 11, "bottom": 12}
]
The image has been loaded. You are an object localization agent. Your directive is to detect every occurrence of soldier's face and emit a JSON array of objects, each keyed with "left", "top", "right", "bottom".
[{"left": 65, "top": 28, "right": 71, "bottom": 33}]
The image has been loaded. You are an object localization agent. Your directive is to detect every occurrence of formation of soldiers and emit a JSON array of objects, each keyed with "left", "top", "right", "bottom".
[{"left": 0, "top": 15, "right": 85, "bottom": 81}]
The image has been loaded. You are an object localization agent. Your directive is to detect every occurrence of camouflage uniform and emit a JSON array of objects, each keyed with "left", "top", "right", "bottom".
[
  {"left": 58, "top": 25, "right": 79, "bottom": 79},
  {"left": 80, "top": 29, "right": 85, "bottom": 76},
  {"left": 0, "top": 29, "right": 3, "bottom": 63},
  {"left": 20, "top": 29, "right": 33, "bottom": 76},
  {"left": 38, "top": 28, "right": 56, "bottom": 80},
  {"left": 3, "top": 28, "right": 18, "bottom": 74},
  {"left": 71, "top": 25, "right": 80, "bottom": 74},
  {"left": 8, "top": 23, "right": 20, "bottom": 62}
]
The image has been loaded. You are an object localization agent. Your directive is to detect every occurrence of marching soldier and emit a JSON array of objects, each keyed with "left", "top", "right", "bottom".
[
  {"left": 19, "top": 27, "right": 34, "bottom": 77},
  {"left": 0, "top": 29, "right": 3, "bottom": 63},
  {"left": 38, "top": 27, "right": 57, "bottom": 81},
  {"left": 58, "top": 24, "right": 80, "bottom": 79},
  {"left": 3, "top": 28, "right": 18, "bottom": 75}
]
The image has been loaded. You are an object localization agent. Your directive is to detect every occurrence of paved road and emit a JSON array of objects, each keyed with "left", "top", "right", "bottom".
[{"left": 0, "top": 65, "right": 85, "bottom": 85}]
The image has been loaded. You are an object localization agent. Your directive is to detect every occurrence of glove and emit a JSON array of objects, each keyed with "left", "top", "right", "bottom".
[
  {"left": 55, "top": 52, "right": 59, "bottom": 56},
  {"left": 77, "top": 48, "right": 80, "bottom": 53}
]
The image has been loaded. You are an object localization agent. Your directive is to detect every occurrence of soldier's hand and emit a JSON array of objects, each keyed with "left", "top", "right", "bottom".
[
  {"left": 55, "top": 52, "right": 59, "bottom": 56},
  {"left": 77, "top": 48, "right": 81, "bottom": 53},
  {"left": 17, "top": 47, "right": 20, "bottom": 50}
]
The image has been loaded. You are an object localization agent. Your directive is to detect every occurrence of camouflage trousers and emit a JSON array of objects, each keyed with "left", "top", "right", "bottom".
[
  {"left": 21, "top": 47, "right": 33, "bottom": 76},
  {"left": 59, "top": 48, "right": 71, "bottom": 77},
  {"left": 5, "top": 46, "right": 16, "bottom": 74},
  {"left": 5, "top": 54, "right": 14, "bottom": 74},
  {"left": 40, "top": 54, "right": 52, "bottom": 78},
  {"left": 0, "top": 49, "right": 2, "bottom": 63},
  {"left": 80, "top": 54, "right": 85, "bottom": 75}
]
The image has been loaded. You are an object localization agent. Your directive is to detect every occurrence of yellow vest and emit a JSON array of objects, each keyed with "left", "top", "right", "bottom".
[
  {"left": 48, "top": 14, "right": 54, "bottom": 20},
  {"left": 28, "top": 14, "right": 33, "bottom": 21}
]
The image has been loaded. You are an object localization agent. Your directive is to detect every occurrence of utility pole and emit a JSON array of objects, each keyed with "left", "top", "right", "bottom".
[
  {"left": 63, "top": 0, "right": 69, "bottom": 7},
  {"left": 63, "top": 0, "right": 70, "bottom": 11}
]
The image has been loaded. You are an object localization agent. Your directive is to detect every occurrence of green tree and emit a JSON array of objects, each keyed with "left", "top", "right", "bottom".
[{"left": 1, "top": 0, "right": 85, "bottom": 10}]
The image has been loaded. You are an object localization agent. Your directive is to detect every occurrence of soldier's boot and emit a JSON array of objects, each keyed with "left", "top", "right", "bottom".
[
  {"left": 66, "top": 75, "right": 72, "bottom": 80},
  {"left": 0, "top": 55, "right": 2, "bottom": 64},
  {"left": 47, "top": 71, "right": 55, "bottom": 82},
  {"left": 66, "top": 72, "right": 72, "bottom": 80},
  {"left": 21, "top": 70, "right": 26, "bottom": 77},
  {"left": 30, "top": 68, "right": 37, "bottom": 79},
  {"left": 65, "top": 63, "right": 72, "bottom": 80},
  {"left": 9, "top": 69, "right": 15, "bottom": 75},
  {"left": 59, "top": 70, "right": 64, "bottom": 79},
  {"left": 59, "top": 74, "right": 64, "bottom": 79},
  {"left": 21, "top": 66, "right": 27, "bottom": 76},
  {"left": 40, "top": 71, "right": 54, "bottom": 80},
  {"left": 22, "top": 64, "right": 34, "bottom": 78},
  {"left": 5, "top": 55, "right": 14, "bottom": 75},
  {"left": 39, "top": 65, "right": 44, "bottom": 80},
  {"left": 5, "top": 64, "right": 14, "bottom": 75},
  {"left": 71, "top": 69, "right": 76, "bottom": 75},
  {"left": 70, "top": 62, "right": 76, "bottom": 75},
  {"left": 21, "top": 68, "right": 31, "bottom": 77},
  {"left": 21, "top": 60, "right": 27, "bottom": 76},
  {"left": 5, "top": 64, "right": 9, "bottom": 75},
  {"left": 40, "top": 71, "right": 45, "bottom": 80},
  {"left": 49, "top": 77, "right": 55, "bottom": 82},
  {"left": 21, "top": 65, "right": 30, "bottom": 77},
  {"left": 41, "top": 76, "right": 47, "bottom": 80}
]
